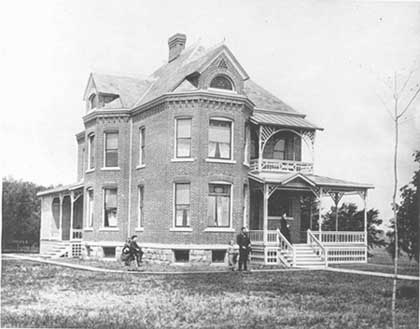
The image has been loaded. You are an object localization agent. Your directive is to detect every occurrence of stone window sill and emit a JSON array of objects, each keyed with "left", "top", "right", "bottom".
[
  {"left": 169, "top": 227, "right": 193, "bottom": 232},
  {"left": 99, "top": 228, "right": 119, "bottom": 232},
  {"left": 136, "top": 164, "right": 146, "bottom": 170},
  {"left": 100, "top": 167, "right": 120, "bottom": 171},
  {"left": 204, "top": 228, "right": 235, "bottom": 233},
  {"left": 171, "top": 158, "right": 195, "bottom": 162},
  {"left": 205, "top": 159, "right": 236, "bottom": 164},
  {"left": 135, "top": 227, "right": 144, "bottom": 232}
]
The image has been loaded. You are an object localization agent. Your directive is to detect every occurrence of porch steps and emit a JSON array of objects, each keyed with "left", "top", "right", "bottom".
[
  {"left": 292, "top": 244, "right": 325, "bottom": 268},
  {"left": 40, "top": 240, "right": 71, "bottom": 259}
]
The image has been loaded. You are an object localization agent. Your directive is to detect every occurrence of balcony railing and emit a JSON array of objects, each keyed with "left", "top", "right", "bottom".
[{"left": 249, "top": 159, "right": 313, "bottom": 174}]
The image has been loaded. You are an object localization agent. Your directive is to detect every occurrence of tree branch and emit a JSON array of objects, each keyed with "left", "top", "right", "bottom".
[{"left": 397, "top": 84, "right": 420, "bottom": 119}]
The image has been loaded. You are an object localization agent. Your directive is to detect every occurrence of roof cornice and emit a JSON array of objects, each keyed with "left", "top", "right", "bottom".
[
  {"left": 83, "top": 108, "right": 130, "bottom": 125},
  {"left": 130, "top": 90, "right": 255, "bottom": 116},
  {"left": 253, "top": 107, "right": 306, "bottom": 118}
]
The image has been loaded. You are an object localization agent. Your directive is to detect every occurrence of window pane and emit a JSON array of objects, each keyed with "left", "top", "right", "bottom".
[
  {"left": 209, "top": 121, "right": 231, "bottom": 143},
  {"left": 106, "top": 133, "right": 118, "bottom": 149},
  {"left": 210, "top": 76, "right": 233, "bottom": 90},
  {"left": 89, "top": 135, "right": 95, "bottom": 169},
  {"left": 175, "top": 207, "right": 190, "bottom": 227},
  {"left": 105, "top": 189, "right": 117, "bottom": 208},
  {"left": 274, "top": 139, "right": 285, "bottom": 152},
  {"left": 207, "top": 196, "right": 216, "bottom": 226},
  {"left": 105, "top": 150, "right": 118, "bottom": 167},
  {"left": 177, "top": 139, "right": 191, "bottom": 157},
  {"left": 88, "top": 190, "right": 94, "bottom": 227},
  {"left": 176, "top": 184, "right": 190, "bottom": 205},
  {"left": 177, "top": 119, "right": 191, "bottom": 138}
]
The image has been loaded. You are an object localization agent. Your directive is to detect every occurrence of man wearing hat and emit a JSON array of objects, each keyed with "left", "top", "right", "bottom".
[
  {"left": 129, "top": 235, "right": 143, "bottom": 267},
  {"left": 236, "top": 227, "right": 251, "bottom": 271}
]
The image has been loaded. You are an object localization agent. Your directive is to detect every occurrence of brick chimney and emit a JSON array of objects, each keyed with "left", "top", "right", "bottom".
[{"left": 168, "top": 33, "right": 186, "bottom": 63}]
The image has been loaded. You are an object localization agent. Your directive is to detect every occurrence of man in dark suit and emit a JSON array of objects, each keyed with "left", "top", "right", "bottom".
[
  {"left": 129, "top": 235, "right": 143, "bottom": 267},
  {"left": 236, "top": 227, "right": 251, "bottom": 271}
]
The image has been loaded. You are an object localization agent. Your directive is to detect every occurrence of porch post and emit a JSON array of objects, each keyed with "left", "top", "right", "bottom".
[
  {"left": 58, "top": 195, "right": 63, "bottom": 240},
  {"left": 70, "top": 192, "right": 74, "bottom": 241},
  {"left": 258, "top": 125, "right": 263, "bottom": 172},
  {"left": 318, "top": 187, "right": 323, "bottom": 240},
  {"left": 263, "top": 184, "right": 268, "bottom": 244},
  {"left": 363, "top": 190, "right": 368, "bottom": 262}
]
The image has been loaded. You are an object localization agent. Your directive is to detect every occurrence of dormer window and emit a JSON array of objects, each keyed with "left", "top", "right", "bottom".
[
  {"left": 210, "top": 75, "right": 234, "bottom": 91},
  {"left": 88, "top": 94, "right": 98, "bottom": 110}
]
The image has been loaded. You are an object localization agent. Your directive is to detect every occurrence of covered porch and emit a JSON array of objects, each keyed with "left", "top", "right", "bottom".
[
  {"left": 248, "top": 172, "right": 373, "bottom": 267},
  {"left": 38, "top": 183, "right": 84, "bottom": 257}
]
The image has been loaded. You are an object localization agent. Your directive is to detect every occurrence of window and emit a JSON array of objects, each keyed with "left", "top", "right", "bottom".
[
  {"left": 138, "top": 186, "right": 144, "bottom": 228},
  {"left": 104, "top": 132, "right": 118, "bottom": 167},
  {"left": 273, "top": 139, "right": 286, "bottom": 160},
  {"left": 173, "top": 249, "right": 190, "bottom": 262},
  {"left": 175, "top": 118, "right": 192, "bottom": 158},
  {"left": 244, "top": 123, "right": 249, "bottom": 164},
  {"left": 103, "top": 247, "right": 116, "bottom": 258},
  {"left": 175, "top": 183, "right": 190, "bottom": 227},
  {"left": 89, "top": 94, "right": 98, "bottom": 110},
  {"left": 210, "top": 75, "right": 234, "bottom": 91},
  {"left": 243, "top": 184, "right": 248, "bottom": 226},
  {"left": 207, "top": 184, "right": 231, "bottom": 227},
  {"left": 87, "top": 189, "right": 94, "bottom": 228},
  {"left": 208, "top": 119, "right": 232, "bottom": 160},
  {"left": 103, "top": 188, "right": 117, "bottom": 227},
  {"left": 139, "top": 127, "right": 145, "bottom": 165},
  {"left": 212, "top": 250, "right": 226, "bottom": 263},
  {"left": 88, "top": 134, "right": 95, "bottom": 170},
  {"left": 52, "top": 197, "right": 60, "bottom": 229}
]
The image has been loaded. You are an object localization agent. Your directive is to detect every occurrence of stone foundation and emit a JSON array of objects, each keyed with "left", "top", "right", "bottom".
[{"left": 82, "top": 242, "right": 228, "bottom": 265}]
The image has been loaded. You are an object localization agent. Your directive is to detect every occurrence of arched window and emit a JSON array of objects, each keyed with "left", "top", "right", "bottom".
[
  {"left": 89, "top": 94, "right": 98, "bottom": 110},
  {"left": 210, "top": 75, "right": 234, "bottom": 91}
]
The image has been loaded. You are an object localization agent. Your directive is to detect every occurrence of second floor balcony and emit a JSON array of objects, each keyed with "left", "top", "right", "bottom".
[{"left": 250, "top": 158, "right": 313, "bottom": 174}]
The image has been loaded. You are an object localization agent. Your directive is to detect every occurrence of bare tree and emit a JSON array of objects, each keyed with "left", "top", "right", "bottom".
[{"left": 381, "top": 70, "right": 420, "bottom": 329}]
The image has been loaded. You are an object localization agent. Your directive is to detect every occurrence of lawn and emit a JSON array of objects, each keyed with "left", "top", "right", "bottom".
[{"left": 1, "top": 258, "right": 418, "bottom": 329}]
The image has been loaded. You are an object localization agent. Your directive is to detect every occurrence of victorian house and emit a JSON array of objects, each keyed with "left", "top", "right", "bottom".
[{"left": 38, "top": 34, "right": 373, "bottom": 267}]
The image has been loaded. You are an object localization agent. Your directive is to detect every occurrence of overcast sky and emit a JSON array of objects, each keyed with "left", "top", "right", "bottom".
[{"left": 1, "top": 0, "right": 419, "bottom": 224}]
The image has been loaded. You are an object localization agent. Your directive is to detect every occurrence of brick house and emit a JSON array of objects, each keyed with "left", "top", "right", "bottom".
[{"left": 38, "top": 34, "right": 373, "bottom": 267}]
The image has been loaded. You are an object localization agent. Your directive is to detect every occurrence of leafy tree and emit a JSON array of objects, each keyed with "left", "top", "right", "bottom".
[
  {"left": 387, "top": 151, "right": 419, "bottom": 262},
  {"left": 323, "top": 202, "right": 387, "bottom": 251},
  {"left": 2, "top": 177, "right": 49, "bottom": 249}
]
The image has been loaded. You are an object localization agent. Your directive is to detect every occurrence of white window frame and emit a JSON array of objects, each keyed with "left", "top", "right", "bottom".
[
  {"left": 137, "top": 185, "right": 144, "bottom": 230},
  {"left": 170, "top": 182, "right": 192, "bottom": 232},
  {"left": 204, "top": 181, "right": 234, "bottom": 232},
  {"left": 103, "top": 131, "right": 119, "bottom": 169},
  {"left": 85, "top": 188, "right": 94, "bottom": 230},
  {"left": 138, "top": 127, "right": 146, "bottom": 168},
  {"left": 87, "top": 133, "right": 95, "bottom": 171},
  {"left": 102, "top": 187, "right": 118, "bottom": 230},
  {"left": 174, "top": 117, "right": 193, "bottom": 160},
  {"left": 206, "top": 117, "right": 235, "bottom": 163},
  {"left": 243, "top": 123, "right": 250, "bottom": 166}
]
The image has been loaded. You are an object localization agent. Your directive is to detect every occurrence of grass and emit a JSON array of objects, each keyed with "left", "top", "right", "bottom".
[{"left": 1, "top": 258, "right": 418, "bottom": 329}]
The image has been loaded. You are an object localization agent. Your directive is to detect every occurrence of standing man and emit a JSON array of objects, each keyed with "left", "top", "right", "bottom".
[{"left": 236, "top": 227, "right": 251, "bottom": 271}]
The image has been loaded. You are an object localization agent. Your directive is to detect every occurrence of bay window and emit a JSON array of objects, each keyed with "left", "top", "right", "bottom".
[
  {"left": 175, "top": 183, "right": 190, "bottom": 227},
  {"left": 104, "top": 188, "right": 118, "bottom": 227},
  {"left": 104, "top": 132, "right": 118, "bottom": 167},
  {"left": 208, "top": 119, "right": 232, "bottom": 160},
  {"left": 175, "top": 118, "right": 192, "bottom": 158}
]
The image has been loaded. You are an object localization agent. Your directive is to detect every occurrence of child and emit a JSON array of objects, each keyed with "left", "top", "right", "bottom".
[{"left": 227, "top": 239, "right": 239, "bottom": 271}]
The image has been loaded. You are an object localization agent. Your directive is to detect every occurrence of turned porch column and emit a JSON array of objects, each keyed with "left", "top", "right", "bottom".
[
  {"left": 69, "top": 192, "right": 74, "bottom": 241},
  {"left": 58, "top": 195, "right": 63, "bottom": 240},
  {"left": 263, "top": 184, "right": 268, "bottom": 243},
  {"left": 258, "top": 125, "right": 263, "bottom": 172},
  {"left": 318, "top": 187, "right": 323, "bottom": 240},
  {"left": 363, "top": 190, "right": 368, "bottom": 262}
]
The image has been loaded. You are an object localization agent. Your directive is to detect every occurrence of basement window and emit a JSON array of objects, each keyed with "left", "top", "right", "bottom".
[
  {"left": 103, "top": 247, "right": 116, "bottom": 258},
  {"left": 173, "top": 249, "right": 190, "bottom": 263},
  {"left": 212, "top": 250, "right": 226, "bottom": 263}
]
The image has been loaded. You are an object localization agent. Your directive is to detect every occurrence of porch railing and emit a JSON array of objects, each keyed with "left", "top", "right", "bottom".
[
  {"left": 276, "top": 229, "right": 295, "bottom": 266},
  {"left": 312, "top": 231, "right": 365, "bottom": 244},
  {"left": 307, "top": 229, "right": 328, "bottom": 266},
  {"left": 248, "top": 230, "right": 279, "bottom": 244},
  {"left": 249, "top": 159, "right": 313, "bottom": 174},
  {"left": 71, "top": 229, "right": 83, "bottom": 240}
]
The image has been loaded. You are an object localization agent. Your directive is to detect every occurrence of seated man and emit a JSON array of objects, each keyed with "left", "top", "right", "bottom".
[{"left": 129, "top": 235, "right": 143, "bottom": 267}]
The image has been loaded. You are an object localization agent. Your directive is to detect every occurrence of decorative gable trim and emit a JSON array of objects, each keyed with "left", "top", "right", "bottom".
[
  {"left": 198, "top": 45, "right": 249, "bottom": 80},
  {"left": 281, "top": 174, "right": 316, "bottom": 187},
  {"left": 83, "top": 74, "right": 98, "bottom": 101}
]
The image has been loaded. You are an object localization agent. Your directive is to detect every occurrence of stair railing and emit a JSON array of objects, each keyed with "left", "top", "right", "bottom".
[
  {"left": 307, "top": 229, "right": 328, "bottom": 267},
  {"left": 276, "top": 228, "right": 295, "bottom": 267}
]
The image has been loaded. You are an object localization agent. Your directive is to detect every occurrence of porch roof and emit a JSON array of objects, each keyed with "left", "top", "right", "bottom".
[
  {"left": 248, "top": 172, "right": 373, "bottom": 191},
  {"left": 37, "top": 182, "right": 84, "bottom": 197},
  {"left": 250, "top": 110, "right": 323, "bottom": 131}
]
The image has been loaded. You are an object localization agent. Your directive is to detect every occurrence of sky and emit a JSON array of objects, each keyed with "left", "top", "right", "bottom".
[{"left": 1, "top": 0, "right": 419, "bottom": 225}]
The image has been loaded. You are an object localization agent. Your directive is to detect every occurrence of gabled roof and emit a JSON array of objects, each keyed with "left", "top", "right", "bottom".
[
  {"left": 84, "top": 73, "right": 152, "bottom": 108},
  {"left": 82, "top": 38, "right": 320, "bottom": 125}
]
